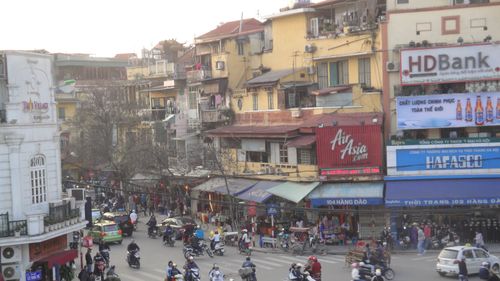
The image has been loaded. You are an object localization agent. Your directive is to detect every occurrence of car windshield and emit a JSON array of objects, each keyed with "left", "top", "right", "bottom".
[
  {"left": 179, "top": 218, "right": 194, "bottom": 224},
  {"left": 114, "top": 215, "right": 129, "bottom": 224},
  {"left": 439, "top": 249, "right": 458, "bottom": 259},
  {"left": 103, "top": 225, "right": 118, "bottom": 232}
]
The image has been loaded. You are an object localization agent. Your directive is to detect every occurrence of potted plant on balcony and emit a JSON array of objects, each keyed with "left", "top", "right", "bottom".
[{"left": 14, "top": 224, "right": 24, "bottom": 237}]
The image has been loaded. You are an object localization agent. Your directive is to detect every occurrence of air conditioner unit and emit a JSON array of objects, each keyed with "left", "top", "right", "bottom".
[
  {"left": 304, "top": 44, "right": 317, "bottom": 53},
  {"left": 307, "top": 66, "right": 315, "bottom": 75},
  {"left": 386, "top": 61, "right": 399, "bottom": 72},
  {"left": 291, "top": 109, "right": 302, "bottom": 118},
  {"left": 215, "top": 61, "right": 225, "bottom": 70},
  {"left": 1, "top": 246, "right": 21, "bottom": 263},
  {"left": 68, "top": 188, "right": 86, "bottom": 201},
  {"left": 2, "top": 264, "right": 21, "bottom": 280}
]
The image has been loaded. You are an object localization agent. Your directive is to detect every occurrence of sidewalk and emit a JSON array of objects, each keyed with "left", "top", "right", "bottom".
[{"left": 250, "top": 243, "right": 500, "bottom": 256}]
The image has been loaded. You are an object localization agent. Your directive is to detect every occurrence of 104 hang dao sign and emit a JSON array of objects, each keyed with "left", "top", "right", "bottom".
[
  {"left": 400, "top": 44, "right": 500, "bottom": 85},
  {"left": 396, "top": 92, "right": 500, "bottom": 130}
]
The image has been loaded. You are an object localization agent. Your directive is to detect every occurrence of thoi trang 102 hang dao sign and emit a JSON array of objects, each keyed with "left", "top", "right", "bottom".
[
  {"left": 400, "top": 44, "right": 500, "bottom": 85},
  {"left": 316, "top": 125, "right": 382, "bottom": 176}
]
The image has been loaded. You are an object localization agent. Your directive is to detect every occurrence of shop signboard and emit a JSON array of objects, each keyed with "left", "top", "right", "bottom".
[
  {"left": 29, "top": 235, "right": 67, "bottom": 261},
  {"left": 397, "top": 146, "right": 500, "bottom": 171},
  {"left": 400, "top": 44, "right": 500, "bottom": 85},
  {"left": 396, "top": 92, "right": 500, "bottom": 130},
  {"left": 316, "top": 125, "right": 382, "bottom": 175},
  {"left": 266, "top": 204, "right": 279, "bottom": 216},
  {"left": 26, "top": 270, "right": 42, "bottom": 281}
]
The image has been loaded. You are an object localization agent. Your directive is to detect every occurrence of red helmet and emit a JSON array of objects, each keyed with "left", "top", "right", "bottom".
[{"left": 308, "top": 255, "right": 318, "bottom": 262}]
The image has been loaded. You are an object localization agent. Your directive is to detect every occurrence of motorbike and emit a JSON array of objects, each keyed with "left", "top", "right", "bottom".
[
  {"left": 126, "top": 249, "right": 141, "bottom": 269},
  {"left": 148, "top": 226, "right": 159, "bottom": 239},
  {"left": 359, "top": 263, "right": 395, "bottom": 281},
  {"left": 185, "top": 267, "right": 201, "bottom": 281},
  {"left": 398, "top": 236, "right": 411, "bottom": 250},
  {"left": 164, "top": 234, "right": 176, "bottom": 247},
  {"left": 101, "top": 249, "right": 110, "bottom": 268},
  {"left": 94, "top": 260, "right": 106, "bottom": 281},
  {"left": 209, "top": 268, "right": 225, "bottom": 281},
  {"left": 183, "top": 241, "right": 214, "bottom": 259},
  {"left": 288, "top": 271, "right": 315, "bottom": 281},
  {"left": 105, "top": 265, "right": 121, "bottom": 281},
  {"left": 213, "top": 241, "right": 225, "bottom": 256},
  {"left": 238, "top": 240, "right": 252, "bottom": 256},
  {"left": 238, "top": 267, "right": 256, "bottom": 281},
  {"left": 278, "top": 231, "right": 290, "bottom": 252}
]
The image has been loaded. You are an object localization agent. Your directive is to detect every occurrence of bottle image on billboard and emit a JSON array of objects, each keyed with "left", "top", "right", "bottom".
[
  {"left": 497, "top": 97, "right": 500, "bottom": 120},
  {"left": 456, "top": 100, "right": 462, "bottom": 120},
  {"left": 486, "top": 96, "right": 494, "bottom": 122},
  {"left": 475, "top": 95, "right": 484, "bottom": 126},
  {"left": 465, "top": 98, "right": 473, "bottom": 122}
]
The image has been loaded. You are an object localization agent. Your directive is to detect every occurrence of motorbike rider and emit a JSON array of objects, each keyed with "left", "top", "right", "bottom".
[
  {"left": 190, "top": 233, "right": 203, "bottom": 254},
  {"left": 208, "top": 263, "right": 224, "bottom": 281},
  {"left": 93, "top": 251, "right": 105, "bottom": 278},
  {"left": 98, "top": 240, "right": 111, "bottom": 266},
  {"left": 147, "top": 214, "right": 157, "bottom": 236},
  {"left": 479, "top": 262, "right": 490, "bottom": 280},
  {"left": 130, "top": 210, "right": 138, "bottom": 226},
  {"left": 241, "top": 229, "right": 251, "bottom": 250},
  {"left": 164, "top": 224, "right": 174, "bottom": 243},
  {"left": 211, "top": 231, "right": 221, "bottom": 250},
  {"left": 184, "top": 256, "right": 200, "bottom": 281},
  {"left": 242, "top": 256, "right": 257, "bottom": 281},
  {"left": 127, "top": 239, "right": 140, "bottom": 252},
  {"left": 305, "top": 256, "right": 321, "bottom": 281},
  {"left": 289, "top": 263, "right": 304, "bottom": 280},
  {"left": 351, "top": 263, "right": 363, "bottom": 281}
]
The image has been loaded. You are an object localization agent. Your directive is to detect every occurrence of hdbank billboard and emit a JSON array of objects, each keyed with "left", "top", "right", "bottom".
[
  {"left": 396, "top": 92, "right": 500, "bottom": 130},
  {"left": 400, "top": 44, "right": 500, "bottom": 85}
]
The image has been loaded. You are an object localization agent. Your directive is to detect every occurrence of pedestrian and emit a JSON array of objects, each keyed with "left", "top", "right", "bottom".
[
  {"left": 417, "top": 226, "right": 425, "bottom": 255},
  {"left": 454, "top": 256, "right": 468, "bottom": 281},
  {"left": 475, "top": 231, "right": 486, "bottom": 251},
  {"left": 424, "top": 224, "right": 432, "bottom": 249},
  {"left": 85, "top": 248, "right": 93, "bottom": 273}
]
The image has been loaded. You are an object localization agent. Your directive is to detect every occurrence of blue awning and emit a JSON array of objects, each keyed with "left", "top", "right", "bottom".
[
  {"left": 307, "top": 182, "right": 384, "bottom": 207},
  {"left": 385, "top": 178, "right": 500, "bottom": 207},
  {"left": 234, "top": 181, "right": 284, "bottom": 203}
]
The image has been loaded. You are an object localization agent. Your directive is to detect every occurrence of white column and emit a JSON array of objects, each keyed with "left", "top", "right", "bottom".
[{"left": 5, "top": 134, "right": 24, "bottom": 219}]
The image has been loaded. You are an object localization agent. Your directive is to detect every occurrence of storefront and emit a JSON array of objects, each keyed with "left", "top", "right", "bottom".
[
  {"left": 29, "top": 235, "right": 77, "bottom": 281},
  {"left": 386, "top": 140, "right": 500, "bottom": 243},
  {"left": 314, "top": 123, "right": 385, "bottom": 241}
]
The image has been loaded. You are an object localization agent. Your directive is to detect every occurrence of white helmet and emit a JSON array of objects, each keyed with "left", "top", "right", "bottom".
[{"left": 375, "top": 269, "right": 382, "bottom": 276}]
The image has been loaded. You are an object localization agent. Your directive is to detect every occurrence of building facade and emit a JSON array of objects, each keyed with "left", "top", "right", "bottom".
[{"left": 0, "top": 51, "right": 86, "bottom": 281}]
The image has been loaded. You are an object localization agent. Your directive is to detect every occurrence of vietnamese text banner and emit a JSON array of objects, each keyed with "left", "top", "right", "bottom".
[
  {"left": 396, "top": 146, "right": 500, "bottom": 171},
  {"left": 386, "top": 197, "right": 500, "bottom": 207},
  {"left": 397, "top": 92, "right": 500, "bottom": 130},
  {"left": 400, "top": 44, "right": 500, "bottom": 85},
  {"left": 311, "top": 198, "right": 383, "bottom": 207}
]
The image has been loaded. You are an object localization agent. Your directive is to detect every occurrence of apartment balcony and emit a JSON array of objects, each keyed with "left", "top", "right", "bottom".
[
  {"left": 0, "top": 213, "right": 27, "bottom": 238},
  {"left": 237, "top": 162, "right": 319, "bottom": 181},
  {"left": 187, "top": 69, "right": 212, "bottom": 83},
  {"left": 140, "top": 108, "right": 177, "bottom": 123},
  {"left": 201, "top": 109, "right": 230, "bottom": 124}
]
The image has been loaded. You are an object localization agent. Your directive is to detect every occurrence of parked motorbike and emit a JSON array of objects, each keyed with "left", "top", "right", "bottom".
[
  {"left": 213, "top": 241, "right": 225, "bottom": 256},
  {"left": 126, "top": 249, "right": 141, "bottom": 269},
  {"left": 183, "top": 241, "right": 214, "bottom": 259}
]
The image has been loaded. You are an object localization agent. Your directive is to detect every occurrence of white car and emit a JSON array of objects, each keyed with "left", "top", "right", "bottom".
[{"left": 436, "top": 246, "right": 500, "bottom": 277}]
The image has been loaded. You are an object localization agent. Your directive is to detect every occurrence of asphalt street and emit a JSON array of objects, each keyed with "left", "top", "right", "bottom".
[{"left": 97, "top": 221, "right": 487, "bottom": 281}]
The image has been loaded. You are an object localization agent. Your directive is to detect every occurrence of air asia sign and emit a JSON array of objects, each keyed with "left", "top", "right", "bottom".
[
  {"left": 316, "top": 125, "right": 382, "bottom": 173},
  {"left": 400, "top": 44, "right": 500, "bottom": 85}
]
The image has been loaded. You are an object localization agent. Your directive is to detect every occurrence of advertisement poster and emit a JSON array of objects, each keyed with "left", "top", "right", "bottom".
[
  {"left": 400, "top": 44, "right": 500, "bottom": 85},
  {"left": 396, "top": 92, "right": 500, "bottom": 129},
  {"left": 316, "top": 125, "right": 382, "bottom": 171},
  {"left": 396, "top": 146, "right": 500, "bottom": 171}
]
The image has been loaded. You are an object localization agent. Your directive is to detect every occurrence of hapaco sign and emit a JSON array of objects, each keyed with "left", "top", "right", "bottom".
[{"left": 400, "top": 44, "right": 500, "bottom": 85}]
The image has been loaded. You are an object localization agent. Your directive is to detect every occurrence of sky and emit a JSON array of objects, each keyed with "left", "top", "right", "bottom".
[{"left": 1, "top": 0, "right": 292, "bottom": 57}]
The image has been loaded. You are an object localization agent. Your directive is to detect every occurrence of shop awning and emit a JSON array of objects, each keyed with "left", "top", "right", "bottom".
[
  {"left": 385, "top": 178, "right": 500, "bottom": 207},
  {"left": 267, "top": 181, "right": 319, "bottom": 203},
  {"left": 192, "top": 177, "right": 257, "bottom": 196},
  {"left": 307, "top": 182, "right": 384, "bottom": 207},
  {"left": 37, "top": 249, "right": 78, "bottom": 268},
  {"left": 234, "top": 181, "right": 284, "bottom": 203},
  {"left": 286, "top": 135, "right": 316, "bottom": 148},
  {"left": 310, "top": 86, "right": 352, "bottom": 96}
]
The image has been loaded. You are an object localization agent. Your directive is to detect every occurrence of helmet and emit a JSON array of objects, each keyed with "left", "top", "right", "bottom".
[
  {"left": 291, "top": 263, "right": 296, "bottom": 268},
  {"left": 168, "top": 261, "right": 173, "bottom": 266},
  {"left": 308, "top": 255, "right": 318, "bottom": 262},
  {"left": 131, "top": 239, "right": 135, "bottom": 244},
  {"left": 375, "top": 269, "right": 382, "bottom": 276},
  {"left": 359, "top": 262, "right": 365, "bottom": 266},
  {"left": 213, "top": 263, "right": 219, "bottom": 269},
  {"left": 351, "top": 263, "right": 358, "bottom": 268},
  {"left": 482, "top": 262, "right": 490, "bottom": 268},
  {"left": 296, "top": 263, "right": 303, "bottom": 268},
  {"left": 246, "top": 257, "right": 251, "bottom": 261},
  {"left": 188, "top": 256, "right": 194, "bottom": 261},
  {"left": 242, "top": 229, "right": 248, "bottom": 233},
  {"left": 132, "top": 210, "right": 136, "bottom": 213},
  {"left": 172, "top": 263, "right": 177, "bottom": 268}
]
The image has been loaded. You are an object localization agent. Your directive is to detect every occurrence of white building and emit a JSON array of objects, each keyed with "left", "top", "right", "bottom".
[{"left": 0, "top": 51, "right": 86, "bottom": 281}]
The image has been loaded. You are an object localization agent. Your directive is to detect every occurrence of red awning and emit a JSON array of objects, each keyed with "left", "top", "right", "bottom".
[
  {"left": 310, "top": 86, "right": 351, "bottom": 96},
  {"left": 37, "top": 249, "right": 78, "bottom": 268},
  {"left": 286, "top": 135, "right": 316, "bottom": 148}
]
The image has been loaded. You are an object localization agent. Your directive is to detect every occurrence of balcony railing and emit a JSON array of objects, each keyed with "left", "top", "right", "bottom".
[
  {"left": 187, "top": 69, "right": 212, "bottom": 83},
  {"left": 201, "top": 109, "right": 230, "bottom": 123},
  {"left": 0, "top": 212, "right": 28, "bottom": 237}
]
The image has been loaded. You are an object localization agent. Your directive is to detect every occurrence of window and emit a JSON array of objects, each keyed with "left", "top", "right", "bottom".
[
  {"left": 246, "top": 151, "right": 268, "bottom": 163},
  {"left": 474, "top": 249, "right": 489, "bottom": 259},
  {"left": 237, "top": 41, "right": 245, "bottom": 56},
  {"left": 462, "top": 250, "right": 473, "bottom": 259},
  {"left": 58, "top": 107, "right": 66, "bottom": 121},
  {"left": 151, "top": 98, "right": 163, "bottom": 108},
  {"left": 188, "top": 88, "right": 198, "bottom": 110},
  {"left": 358, "top": 58, "right": 371, "bottom": 87},
  {"left": 30, "top": 155, "right": 47, "bottom": 204},
  {"left": 442, "top": 16, "right": 460, "bottom": 35},
  {"left": 287, "top": 92, "right": 297, "bottom": 108},
  {"left": 252, "top": 93, "right": 259, "bottom": 111},
  {"left": 329, "top": 60, "right": 348, "bottom": 86},
  {"left": 317, "top": 62, "right": 328, "bottom": 89},
  {"left": 267, "top": 89, "right": 274, "bottom": 109},
  {"left": 298, "top": 149, "right": 317, "bottom": 165},
  {"left": 397, "top": 0, "right": 409, "bottom": 3},
  {"left": 279, "top": 143, "right": 288, "bottom": 164}
]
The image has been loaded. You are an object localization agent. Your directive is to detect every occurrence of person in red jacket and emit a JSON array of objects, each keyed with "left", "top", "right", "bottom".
[{"left": 305, "top": 255, "right": 321, "bottom": 281}]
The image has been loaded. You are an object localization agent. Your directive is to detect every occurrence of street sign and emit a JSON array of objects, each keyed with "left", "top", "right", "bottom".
[
  {"left": 266, "top": 204, "right": 279, "bottom": 216},
  {"left": 26, "top": 270, "right": 42, "bottom": 281}
]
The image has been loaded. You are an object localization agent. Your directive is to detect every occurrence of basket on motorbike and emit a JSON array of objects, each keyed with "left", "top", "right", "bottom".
[
  {"left": 223, "top": 231, "right": 239, "bottom": 246},
  {"left": 238, "top": 267, "right": 254, "bottom": 278}
]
